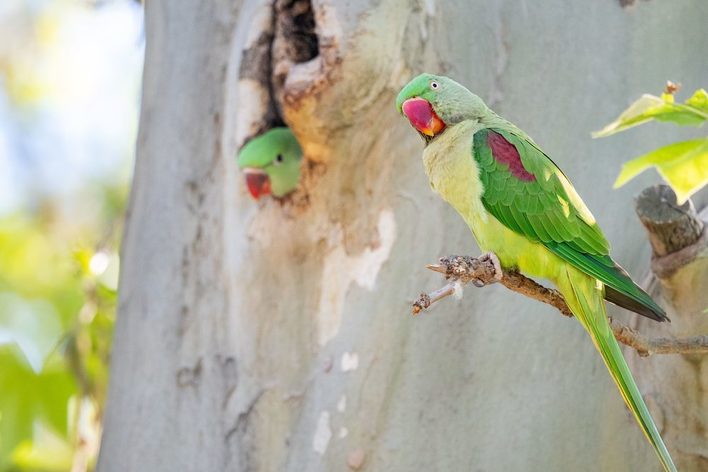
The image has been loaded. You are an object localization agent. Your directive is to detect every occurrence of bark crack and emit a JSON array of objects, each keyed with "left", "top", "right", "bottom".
[{"left": 224, "top": 389, "right": 265, "bottom": 443}]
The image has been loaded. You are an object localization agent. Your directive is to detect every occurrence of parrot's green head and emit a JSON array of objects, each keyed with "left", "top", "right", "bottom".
[
  {"left": 237, "top": 127, "right": 302, "bottom": 199},
  {"left": 396, "top": 73, "right": 489, "bottom": 143}
]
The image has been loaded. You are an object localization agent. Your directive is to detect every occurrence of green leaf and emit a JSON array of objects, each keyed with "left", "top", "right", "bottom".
[
  {"left": 593, "top": 92, "right": 708, "bottom": 138},
  {"left": 614, "top": 138, "right": 708, "bottom": 203},
  {"left": 685, "top": 88, "right": 708, "bottom": 113},
  {"left": 0, "top": 347, "right": 76, "bottom": 468}
]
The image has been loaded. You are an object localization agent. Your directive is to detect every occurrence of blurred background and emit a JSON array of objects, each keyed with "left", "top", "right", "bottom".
[{"left": 0, "top": 0, "right": 143, "bottom": 470}]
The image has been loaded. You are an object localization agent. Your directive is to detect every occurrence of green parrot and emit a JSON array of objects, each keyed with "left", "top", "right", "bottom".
[
  {"left": 237, "top": 127, "right": 302, "bottom": 199},
  {"left": 396, "top": 73, "right": 676, "bottom": 472}
]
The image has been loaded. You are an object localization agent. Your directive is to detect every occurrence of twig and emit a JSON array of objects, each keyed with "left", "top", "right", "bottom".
[{"left": 413, "top": 254, "right": 708, "bottom": 357}]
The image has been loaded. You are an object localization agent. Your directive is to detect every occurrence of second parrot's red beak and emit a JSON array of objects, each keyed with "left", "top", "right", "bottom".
[
  {"left": 402, "top": 97, "right": 446, "bottom": 137},
  {"left": 243, "top": 168, "right": 271, "bottom": 199}
]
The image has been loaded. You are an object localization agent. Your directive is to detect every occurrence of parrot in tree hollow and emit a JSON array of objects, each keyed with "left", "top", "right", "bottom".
[
  {"left": 396, "top": 73, "right": 676, "bottom": 472},
  {"left": 237, "top": 127, "right": 302, "bottom": 199}
]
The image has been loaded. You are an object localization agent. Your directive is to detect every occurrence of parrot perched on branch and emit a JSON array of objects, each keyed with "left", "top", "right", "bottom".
[
  {"left": 237, "top": 127, "right": 302, "bottom": 199},
  {"left": 396, "top": 73, "right": 676, "bottom": 472}
]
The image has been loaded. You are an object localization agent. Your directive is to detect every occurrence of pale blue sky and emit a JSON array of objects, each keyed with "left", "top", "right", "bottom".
[{"left": 0, "top": 0, "right": 144, "bottom": 214}]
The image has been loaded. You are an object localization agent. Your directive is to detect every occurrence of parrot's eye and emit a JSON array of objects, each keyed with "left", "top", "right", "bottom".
[
  {"left": 275, "top": 154, "right": 284, "bottom": 164},
  {"left": 430, "top": 81, "right": 439, "bottom": 90}
]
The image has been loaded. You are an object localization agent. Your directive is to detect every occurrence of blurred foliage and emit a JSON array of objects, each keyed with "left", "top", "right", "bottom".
[
  {"left": 0, "top": 1, "right": 69, "bottom": 107},
  {"left": 0, "top": 185, "right": 124, "bottom": 471},
  {"left": 0, "top": 0, "right": 140, "bottom": 470},
  {"left": 594, "top": 84, "right": 708, "bottom": 203}
]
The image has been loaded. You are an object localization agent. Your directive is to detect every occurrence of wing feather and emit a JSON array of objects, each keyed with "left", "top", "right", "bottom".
[{"left": 472, "top": 128, "right": 667, "bottom": 321}]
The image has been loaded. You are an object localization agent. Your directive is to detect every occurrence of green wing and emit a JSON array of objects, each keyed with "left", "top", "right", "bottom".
[{"left": 473, "top": 127, "right": 668, "bottom": 322}]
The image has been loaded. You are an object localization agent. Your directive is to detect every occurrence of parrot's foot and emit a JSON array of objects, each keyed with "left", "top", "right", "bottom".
[{"left": 433, "top": 253, "right": 503, "bottom": 287}]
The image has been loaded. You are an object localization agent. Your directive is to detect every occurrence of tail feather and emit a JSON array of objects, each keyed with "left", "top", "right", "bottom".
[
  {"left": 604, "top": 285, "right": 668, "bottom": 322},
  {"left": 559, "top": 268, "right": 676, "bottom": 472}
]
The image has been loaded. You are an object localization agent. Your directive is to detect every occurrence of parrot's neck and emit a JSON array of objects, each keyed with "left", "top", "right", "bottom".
[{"left": 422, "top": 119, "right": 489, "bottom": 231}]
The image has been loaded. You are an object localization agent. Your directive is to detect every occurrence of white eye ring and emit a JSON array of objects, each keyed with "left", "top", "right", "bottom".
[{"left": 430, "top": 81, "right": 439, "bottom": 90}]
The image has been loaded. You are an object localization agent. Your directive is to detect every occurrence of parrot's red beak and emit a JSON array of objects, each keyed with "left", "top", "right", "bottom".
[
  {"left": 402, "top": 97, "right": 446, "bottom": 137},
  {"left": 243, "top": 168, "right": 271, "bottom": 199}
]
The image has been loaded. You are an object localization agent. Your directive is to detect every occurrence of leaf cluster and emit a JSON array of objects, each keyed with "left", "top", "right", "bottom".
[
  {"left": 594, "top": 86, "right": 708, "bottom": 203},
  {"left": 0, "top": 189, "right": 123, "bottom": 472}
]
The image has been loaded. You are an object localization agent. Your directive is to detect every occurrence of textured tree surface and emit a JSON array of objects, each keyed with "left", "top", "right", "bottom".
[
  {"left": 636, "top": 185, "right": 704, "bottom": 258},
  {"left": 98, "top": 1, "right": 708, "bottom": 471},
  {"left": 630, "top": 186, "right": 708, "bottom": 472}
]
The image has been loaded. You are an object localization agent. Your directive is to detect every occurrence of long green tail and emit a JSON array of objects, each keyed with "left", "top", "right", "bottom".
[{"left": 559, "top": 267, "right": 677, "bottom": 472}]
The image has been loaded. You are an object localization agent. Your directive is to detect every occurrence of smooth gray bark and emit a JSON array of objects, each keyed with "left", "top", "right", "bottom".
[{"left": 99, "top": 1, "right": 708, "bottom": 471}]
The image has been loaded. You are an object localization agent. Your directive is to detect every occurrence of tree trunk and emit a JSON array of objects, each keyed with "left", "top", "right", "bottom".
[
  {"left": 628, "top": 186, "right": 708, "bottom": 471},
  {"left": 98, "top": 1, "right": 708, "bottom": 471}
]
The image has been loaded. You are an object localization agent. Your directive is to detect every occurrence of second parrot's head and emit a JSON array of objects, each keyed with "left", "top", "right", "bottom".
[
  {"left": 237, "top": 127, "right": 302, "bottom": 200},
  {"left": 396, "top": 73, "right": 489, "bottom": 142}
]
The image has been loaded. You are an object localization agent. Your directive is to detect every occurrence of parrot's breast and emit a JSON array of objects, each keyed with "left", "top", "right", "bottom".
[{"left": 422, "top": 120, "right": 486, "bottom": 223}]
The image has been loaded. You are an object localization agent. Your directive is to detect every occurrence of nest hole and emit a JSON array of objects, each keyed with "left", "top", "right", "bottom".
[
  {"left": 275, "top": 0, "right": 319, "bottom": 64},
  {"left": 236, "top": 1, "right": 324, "bottom": 210}
]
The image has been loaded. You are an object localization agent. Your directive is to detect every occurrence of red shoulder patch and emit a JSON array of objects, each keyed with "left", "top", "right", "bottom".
[{"left": 487, "top": 131, "right": 536, "bottom": 182}]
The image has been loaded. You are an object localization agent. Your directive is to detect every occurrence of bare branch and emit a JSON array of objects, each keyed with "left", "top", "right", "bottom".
[
  {"left": 609, "top": 321, "right": 708, "bottom": 357},
  {"left": 413, "top": 254, "right": 708, "bottom": 357}
]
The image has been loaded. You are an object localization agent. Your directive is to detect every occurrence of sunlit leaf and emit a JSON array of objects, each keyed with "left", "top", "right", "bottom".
[
  {"left": 0, "top": 347, "right": 76, "bottom": 467},
  {"left": 685, "top": 88, "right": 708, "bottom": 113},
  {"left": 11, "top": 422, "right": 73, "bottom": 471},
  {"left": 0, "top": 215, "right": 85, "bottom": 323},
  {"left": 614, "top": 138, "right": 708, "bottom": 204},
  {"left": 593, "top": 92, "right": 708, "bottom": 138}
]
